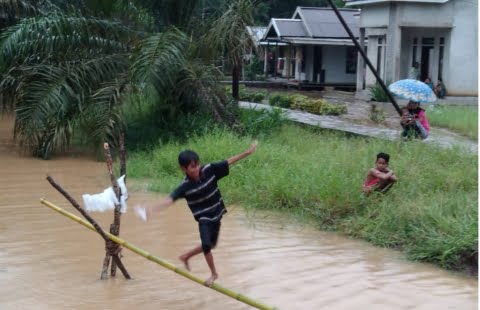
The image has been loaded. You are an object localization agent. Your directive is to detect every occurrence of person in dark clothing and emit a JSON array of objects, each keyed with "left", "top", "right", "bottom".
[{"left": 135, "top": 142, "right": 257, "bottom": 286}]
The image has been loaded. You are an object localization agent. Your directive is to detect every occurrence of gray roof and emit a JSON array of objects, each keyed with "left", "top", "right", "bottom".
[
  {"left": 345, "top": 0, "right": 448, "bottom": 6},
  {"left": 294, "top": 7, "right": 360, "bottom": 38},
  {"left": 273, "top": 19, "right": 309, "bottom": 37},
  {"left": 262, "top": 7, "right": 360, "bottom": 41}
]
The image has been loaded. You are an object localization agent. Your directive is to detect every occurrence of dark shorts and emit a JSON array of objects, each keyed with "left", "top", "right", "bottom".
[{"left": 198, "top": 220, "right": 221, "bottom": 254}]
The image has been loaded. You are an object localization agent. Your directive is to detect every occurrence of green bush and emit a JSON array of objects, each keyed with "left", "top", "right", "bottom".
[
  {"left": 244, "top": 55, "right": 264, "bottom": 81},
  {"left": 269, "top": 93, "right": 291, "bottom": 108},
  {"left": 223, "top": 85, "right": 266, "bottom": 102},
  {"left": 369, "top": 103, "right": 385, "bottom": 123},
  {"left": 289, "top": 95, "right": 348, "bottom": 115}
]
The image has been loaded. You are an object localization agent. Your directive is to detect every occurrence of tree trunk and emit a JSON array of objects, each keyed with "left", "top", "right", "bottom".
[{"left": 232, "top": 64, "right": 240, "bottom": 101}]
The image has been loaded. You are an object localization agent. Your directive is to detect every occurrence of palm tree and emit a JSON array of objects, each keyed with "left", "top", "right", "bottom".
[
  {"left": 207, "top": 0, "right": 255, "bottom": 101},
  {"left": 0, "top": 1, "right": 233, "bottom": 158}
]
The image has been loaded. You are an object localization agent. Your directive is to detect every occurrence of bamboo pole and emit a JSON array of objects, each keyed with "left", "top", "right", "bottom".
[{"left": 40, "top": 198, "right": 279, "bottom": 310}]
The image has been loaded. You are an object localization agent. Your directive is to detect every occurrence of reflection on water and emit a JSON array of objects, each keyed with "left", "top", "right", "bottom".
[{"left": 0, "top": 115, "right": 477, "bottom": 309}]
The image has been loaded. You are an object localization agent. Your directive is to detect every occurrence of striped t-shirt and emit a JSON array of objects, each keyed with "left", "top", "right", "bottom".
[{"left": 170, "top": 160, "right": 229, "bottom": 223}]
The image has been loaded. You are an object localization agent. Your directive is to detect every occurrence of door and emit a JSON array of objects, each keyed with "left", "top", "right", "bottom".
[
  {"left": 420, "top": 37, "right": 434, "bottom": 81},
  {"left": 313, "top": 46, "right": 323, "bottom": 83}
]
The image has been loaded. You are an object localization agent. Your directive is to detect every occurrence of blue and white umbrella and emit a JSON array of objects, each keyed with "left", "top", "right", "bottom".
[{"left": 388, "top": 79, "right": 437, "bottom": 103}]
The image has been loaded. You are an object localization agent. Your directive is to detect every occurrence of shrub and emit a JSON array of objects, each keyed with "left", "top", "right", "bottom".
[
  {"left": 368, "top": 82, "right": 390, "bottom": 102},
  {"left": 269, "top": 93, "right": 291, "bottom": 108},
  {"left": 289, "top": 95, "right": 347, "bottom": 115},
  {"left": 369, "top": 103, "right": 385, "bottom": 123},
  {"left": 224, "top": 85, "right": 266, "bottom": 102},
  {"left": 244, "top": 55, "right": 264, "bottom": 81}
]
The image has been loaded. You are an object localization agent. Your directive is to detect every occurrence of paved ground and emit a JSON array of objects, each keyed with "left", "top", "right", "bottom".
[{"left": 239, "top": 99, "right": 478, "bottom": 154}]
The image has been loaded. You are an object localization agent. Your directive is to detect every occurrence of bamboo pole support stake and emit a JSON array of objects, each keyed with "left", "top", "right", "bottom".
[
  {"left": 103, "top": 142, "right": 124, "bottom": 277},
  {"left": 40, "top": 199, "right": 279, "bottom": 310}
]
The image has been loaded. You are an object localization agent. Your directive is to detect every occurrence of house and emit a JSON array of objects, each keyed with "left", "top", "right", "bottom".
[
  {"left": 261, "top": 7, "right": 362, "bottom": 87},
  {"left": 345, "top": 0, "right": 478, "bottom": 96}
]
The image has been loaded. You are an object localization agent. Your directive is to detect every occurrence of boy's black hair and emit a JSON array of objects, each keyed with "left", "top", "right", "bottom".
[
  {"left": 178, "top": 150, "right": 199, "bottom": 167},
  {"left": 376, "top": 152, "right": 390, "bottom": 163}
]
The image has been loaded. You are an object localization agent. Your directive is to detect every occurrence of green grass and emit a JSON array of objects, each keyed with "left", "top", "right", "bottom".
[
  {"left": 427, "top": 105, "right": 478, "bottom": 139},
  {"left": 127, "top": 123, "right": 478, "bottom": 274}
]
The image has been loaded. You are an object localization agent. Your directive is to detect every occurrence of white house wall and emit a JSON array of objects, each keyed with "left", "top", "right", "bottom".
[
  {"left": 359, "top": 4, "right": 390, "bottom": 27},
  {"left": 397, "top": 2, "right": 454, "bottom": 27},
  {"left": 448, "top": 0, "right": 478, "bottom": 95},
  {"left": 322, "top": 46, "right": 357, "bottom": 84},
  {"left": 359, "top": 2, "right": 454, "bottom": 28}
]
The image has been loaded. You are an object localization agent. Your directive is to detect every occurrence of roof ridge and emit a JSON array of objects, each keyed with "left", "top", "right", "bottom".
[
  {"left": 272, "top": 18, "right": 303, "bottom": 21},
  {"left": 297, "top": 6, "right": 361, "bottom": 11}
]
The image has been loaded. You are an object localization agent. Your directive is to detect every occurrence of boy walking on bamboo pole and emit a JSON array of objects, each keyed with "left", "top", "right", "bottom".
[{"left": 135, "top": 142, "right": 257, "bottom": 286}]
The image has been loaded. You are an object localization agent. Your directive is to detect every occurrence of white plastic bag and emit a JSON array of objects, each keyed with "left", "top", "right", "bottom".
[{"left": 82, "top": 175, "right": 128, "bottom": 213}]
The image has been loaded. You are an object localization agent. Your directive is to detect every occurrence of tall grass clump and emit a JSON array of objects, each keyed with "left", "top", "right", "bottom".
[
  {"left": 122, "top": 93, "right": 220, "bottom": 150},
  {"left": 128, "top": 124, "right": 478, "bottom": 274},
  {"left": 427, "top": 105, "right": 478, "bottom": 139},
  {"left": 368, "top": 82, "right": 391, "bottom": 102}
]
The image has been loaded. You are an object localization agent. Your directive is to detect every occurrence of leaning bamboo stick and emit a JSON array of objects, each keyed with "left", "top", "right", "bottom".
[{"left": 40, "top": 198, "right": 279, "bottom": 310}]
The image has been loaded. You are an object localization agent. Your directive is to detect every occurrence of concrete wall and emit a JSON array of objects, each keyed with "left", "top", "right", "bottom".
[
  {"left": 360, "top": 2, "right": 454, "bottom": 28},
  {"left": 322, "top": 46, "right": 357, "bottom": 83},
  {"left": 397, "top": 2, "right": 454, "bottom": 27},
  {"left": 359, "top": 4, "right": 390, "bottom": 27},
  {"left": 447, "top": 0, "right": 478, "bottom": 95}
]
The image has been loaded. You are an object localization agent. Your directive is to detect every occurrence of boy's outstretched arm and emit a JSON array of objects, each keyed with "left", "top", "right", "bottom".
[
  {"left": 227, "top": 141, "right": 258, "bottom": 165},
  {"left": 134, "top": 197, "right": 174, "bottom": 222},
  {"left": 149, "top": 197, "right": 174, "bottom": 214}
]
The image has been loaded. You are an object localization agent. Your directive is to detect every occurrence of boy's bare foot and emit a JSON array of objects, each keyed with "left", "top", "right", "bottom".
[
  {"left": 204, "top": 273, "right": 218, "bottom": 287},
  {"left": 179, "top": 255, "right": 191, "bottom": 271}
]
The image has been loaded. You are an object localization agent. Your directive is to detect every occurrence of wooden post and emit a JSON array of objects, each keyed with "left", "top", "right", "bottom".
[
  {"left": 119, "top": 132, "right": 127, "bottom": 181},
  {"left": 102, "top": 137, "right": 126, "bottom": 279}
]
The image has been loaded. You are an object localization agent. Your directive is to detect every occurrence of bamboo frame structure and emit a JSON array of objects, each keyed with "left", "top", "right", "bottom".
[
  {"left": 45, "top": 175, "right": 131, "bottom": 279},
  {"left": 39, "top": 198, "right": 279, "bottom": 310}
]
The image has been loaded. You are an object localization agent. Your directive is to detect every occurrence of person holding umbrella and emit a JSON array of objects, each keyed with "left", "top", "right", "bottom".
[
  {"left": 400, "top": 101, "right": 430, "bottom": 139},
  {"left": 388, "top": 79, "right": 435, "bottom": 140}
]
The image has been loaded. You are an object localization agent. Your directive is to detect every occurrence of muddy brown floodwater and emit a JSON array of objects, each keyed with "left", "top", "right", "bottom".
[{"left": 0, "top": 115, "right": 477, "bottom": 309}]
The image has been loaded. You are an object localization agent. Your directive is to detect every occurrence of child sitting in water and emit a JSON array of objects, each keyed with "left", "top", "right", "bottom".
[{"left": 363, "top": 152, "right": 398, "bottom": 195}]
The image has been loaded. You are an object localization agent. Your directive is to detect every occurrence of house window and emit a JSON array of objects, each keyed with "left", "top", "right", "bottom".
[
  {"left": 412, "top": 38, "right": 418, "bottom": 66},
  {"left": 345, "top": 46, "right": 357, "bottom": 74},
  {"left": 438, "top": 37, "right": 444, "bottom": 80},
  {"left": 422, "top": 37, "right": 434, "bottom": 45},
  {"left": 376, "top": 36, "right": 386, "bottom": 78}
]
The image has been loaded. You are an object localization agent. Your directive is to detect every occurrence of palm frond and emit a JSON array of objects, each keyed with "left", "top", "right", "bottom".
[
  {"left": 131, "top": 28, "right": 187, "bottom": 98},
  {"left": 13, "top": 53, "right": 129, "bottom": 157},
  {"left": 80, "top": 76, "right": 129, "bottom": 148},
  {"left": 176, "top": 60, "right": 235, "bottom": 125},
  {"left": 0, "top": 14, "right": 137, "bottom": 68},
  {"left": 207, "top": 0, "right": 255, "bottom": 64}
]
